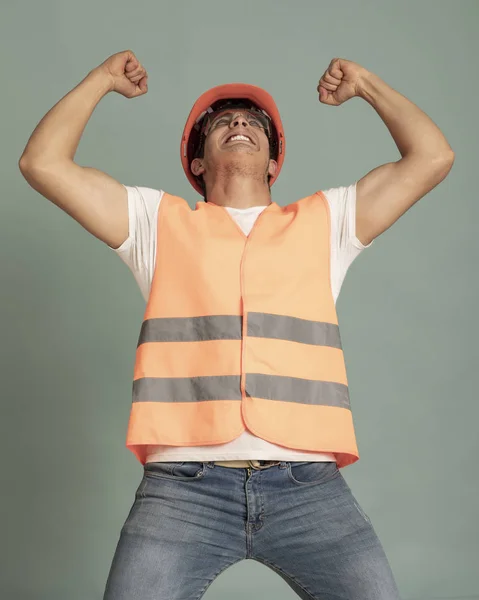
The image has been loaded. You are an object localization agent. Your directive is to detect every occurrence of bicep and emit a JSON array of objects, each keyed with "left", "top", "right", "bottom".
[
  {"left": 19, "top": 159, "right": 129, "bottom": 249},
  {"left": 356, "top": 154, "right": 454, "bottom": 245}
]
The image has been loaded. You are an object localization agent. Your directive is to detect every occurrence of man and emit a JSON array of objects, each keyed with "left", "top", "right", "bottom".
[{"left": 19, "top": 50, "right": 454, "bottom": 600}]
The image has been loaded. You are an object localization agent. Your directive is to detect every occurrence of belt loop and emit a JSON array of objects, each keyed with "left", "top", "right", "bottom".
[{"left": 254, "top": 460, "right": 283, "bottom": 470}]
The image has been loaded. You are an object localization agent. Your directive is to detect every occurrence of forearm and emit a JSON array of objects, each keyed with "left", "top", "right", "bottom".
[
  {"left": 19, "top": 67, "right": 113, "bottom": 168},
  {"left": 357, "top": 70, "right": 454, "bottom": 159}
]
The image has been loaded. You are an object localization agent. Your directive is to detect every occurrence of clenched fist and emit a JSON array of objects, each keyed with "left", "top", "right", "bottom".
[
  {"left": 317, "top": 58, "right": 368, "bottom": 106},
  {"left": 98, "top": 50, "right": 148, "bottom": 98}
]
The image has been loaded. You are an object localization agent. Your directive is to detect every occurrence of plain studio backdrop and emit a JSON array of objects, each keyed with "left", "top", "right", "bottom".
[{"left": 1, "top": 1, "right": 477, "bottom": 599}]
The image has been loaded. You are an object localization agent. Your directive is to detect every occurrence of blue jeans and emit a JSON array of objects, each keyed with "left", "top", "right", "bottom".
[{"left": 103, "top": 461, "right": 401, "bottom": 599}]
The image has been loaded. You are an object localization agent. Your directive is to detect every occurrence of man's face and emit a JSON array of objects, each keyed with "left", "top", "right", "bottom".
[{"left": 191, "top": 109, "right": 277, "bottom": 183}]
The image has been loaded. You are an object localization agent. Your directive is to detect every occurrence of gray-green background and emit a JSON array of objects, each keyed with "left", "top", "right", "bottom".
[{"left": 2, "top": 1, "right": 477, "bottom": 598}]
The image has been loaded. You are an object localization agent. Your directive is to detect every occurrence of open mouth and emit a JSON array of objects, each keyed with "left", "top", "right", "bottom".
[{"left": 224, "top": 134, "right": 255, "bottom": 146}]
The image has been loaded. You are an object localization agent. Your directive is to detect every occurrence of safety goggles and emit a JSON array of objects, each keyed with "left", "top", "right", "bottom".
[{"left": 199, "top": 107, "right": 272, "bottom": 139}]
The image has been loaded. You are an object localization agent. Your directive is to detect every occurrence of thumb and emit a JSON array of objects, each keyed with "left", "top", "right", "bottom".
[{"left": 137, "top": 76, "right": 148, "bottom": 94}]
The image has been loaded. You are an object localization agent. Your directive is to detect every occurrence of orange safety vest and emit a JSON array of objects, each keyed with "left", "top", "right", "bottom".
[{"left": 126, "top": 191, "right": 360, "bottom": 468}]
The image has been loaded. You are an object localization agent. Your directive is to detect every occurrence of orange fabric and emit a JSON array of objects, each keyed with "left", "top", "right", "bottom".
[{"left": 126, "top": 191, "right": 360, "bottom": 468}]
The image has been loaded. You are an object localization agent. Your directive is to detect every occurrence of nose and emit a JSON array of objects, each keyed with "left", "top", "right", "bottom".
[{"left": 229, "top": 113, "right": 249, "bottom": 129}]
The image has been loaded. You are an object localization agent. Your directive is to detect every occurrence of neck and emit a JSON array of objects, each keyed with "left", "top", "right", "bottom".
[{"left": 206, "top": 174, "right": 272, "bottom": 208}]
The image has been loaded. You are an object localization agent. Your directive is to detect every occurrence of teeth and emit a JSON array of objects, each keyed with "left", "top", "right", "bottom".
[{"left": 227, "top": 135, "right": 252, "bottom": 143}]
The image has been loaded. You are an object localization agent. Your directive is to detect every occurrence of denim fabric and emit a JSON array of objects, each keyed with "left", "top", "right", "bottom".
[{"left": 103, "top": 461, "right": 400, "bottom": 599}]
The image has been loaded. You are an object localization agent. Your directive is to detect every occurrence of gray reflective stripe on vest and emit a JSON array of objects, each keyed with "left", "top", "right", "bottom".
[
  {"left": 134, "top": 312, "right": 349, "bottom": 409},
  {"left": 133, "top": 375, "right": 349, "bottom": 409},
  {"left": 247, "top": 312, "right": 342, "bottom": 348},
  {"left": 138, "top": 312, "right": 342, "bottom": 348},
  {"left": 137, "top": 315, "right": 242, "bottom": 346}
]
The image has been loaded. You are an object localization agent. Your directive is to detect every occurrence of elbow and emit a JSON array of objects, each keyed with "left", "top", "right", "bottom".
[
  {"left": 18, "top": 155, "right": 49, "bottom": 188},
  {"left": 441, "top": 149, "right": 455, "bottom": 170},
  {"left": 442, "top": 149, "right": 455, "bottom": 164},
  {"left": 18, "top": 154, "right": 35, "bottom": 174},
  {"left": 430, "top": 147, "right": 455, "bottom": 166},
  {"left": 430, "top": 150, "right": 455, "bottom": 181},
  {"left": 18, "top": 154, "right": 47, "bottom": 177},
  {"left": 18, "top": 155, "right": 28, "bottom": 173}
]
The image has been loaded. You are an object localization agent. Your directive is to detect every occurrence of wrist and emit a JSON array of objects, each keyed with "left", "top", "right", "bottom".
[
  {"left": 87, "top": 66, "right": 115, "bottom": 95},
  {"left": 356, "top": 69, "right": 380, "bottom": 104}
]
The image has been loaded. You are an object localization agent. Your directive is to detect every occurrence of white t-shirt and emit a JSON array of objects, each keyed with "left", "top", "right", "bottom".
[{"left": 110, "top": 183, "right": 373, "bottom": 463}]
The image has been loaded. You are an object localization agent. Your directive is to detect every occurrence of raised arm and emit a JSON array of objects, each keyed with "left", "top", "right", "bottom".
[
  {"left": 18, "top": 50, "right": 148, "bottom": 249},
  {"left": 317, "top": 58, "right": 455, "bottom": 247}
]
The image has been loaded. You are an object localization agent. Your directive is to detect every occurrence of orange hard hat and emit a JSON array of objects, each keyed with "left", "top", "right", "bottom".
[{"left": 180, "top": 83, "right": 285, "bottom": 197}]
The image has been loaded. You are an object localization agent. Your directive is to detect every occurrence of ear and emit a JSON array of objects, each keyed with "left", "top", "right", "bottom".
[
  {"left": 268, "top": 159, "right": 278, "bottom": 178},
  {"left": 191, "top": 158, "right": 205, "bottom": 177}
]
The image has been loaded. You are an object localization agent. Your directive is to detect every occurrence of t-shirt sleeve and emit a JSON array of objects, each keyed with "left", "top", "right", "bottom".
[
  {"left": 108, "top": 185, "right": 162, "bottom": 302},
  {"left": 321, "top": 182, "right": 374, "bottom": 301},
  {"left": 322, "top": 181, "right": 373, "bottom": 254}
]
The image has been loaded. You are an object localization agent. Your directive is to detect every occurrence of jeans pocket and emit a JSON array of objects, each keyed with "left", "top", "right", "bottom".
[
  {"left": 352, "top": 498, "right": 372, "bottom": 525},
  {"left": 143, "top": 461, "right": 206, "bottom": 481},
  {"left": 135, "top": 475, "right": 148, "bottom": 498},
  {"left": 287, "top": 461, "right": 340, "bottom": 486}
]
